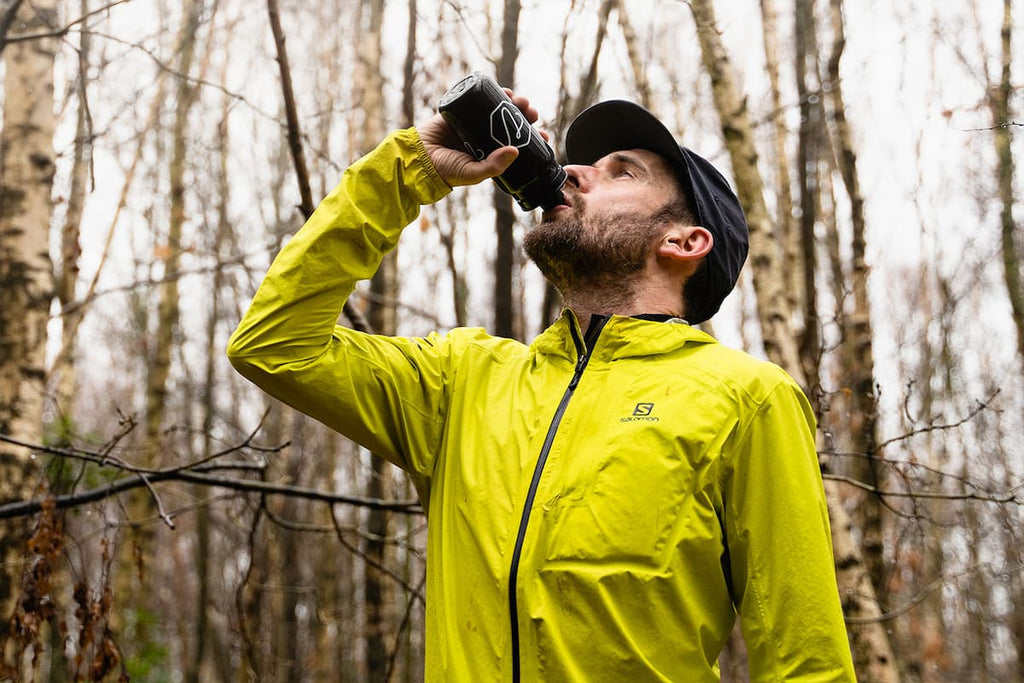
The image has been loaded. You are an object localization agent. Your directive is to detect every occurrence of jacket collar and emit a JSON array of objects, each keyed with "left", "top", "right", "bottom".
[{"left": 530, "top": 309, "right": 717, "bottom": 362}]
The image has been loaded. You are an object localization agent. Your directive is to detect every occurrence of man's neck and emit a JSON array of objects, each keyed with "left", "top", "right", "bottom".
[{"left": 563, "top": 280, "right": 682, "bottom": 326}]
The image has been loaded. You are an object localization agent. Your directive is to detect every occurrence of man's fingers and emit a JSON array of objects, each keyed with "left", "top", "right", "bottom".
[
  {"left": 482, "top": 146, "right": 519, "bottom": 178},
  {"left": 503, "top": 88, "right": 539, "bottom": 124}
]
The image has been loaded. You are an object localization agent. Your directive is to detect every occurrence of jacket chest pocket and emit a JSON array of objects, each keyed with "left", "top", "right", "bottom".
[{"left": 538, "top": 426, "right": 711, "bottom": 570}]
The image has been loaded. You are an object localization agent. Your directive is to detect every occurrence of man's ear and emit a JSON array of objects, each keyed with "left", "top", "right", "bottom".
[{"left": 656, "top": 226, "right": 713, "bottom": 262}]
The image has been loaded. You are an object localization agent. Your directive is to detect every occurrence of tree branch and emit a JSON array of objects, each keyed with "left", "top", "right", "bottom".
[
  {"left": 264, "top": 0, "right": 371, "bottom": 334},
  {"left": 0, "top": 433, "right": 424, "bottom": 519},
  {"left": 0, "top": 0, "right": 25, "bottom": 53},
  {"left": 3, "top": 0, "right": 132, "bottom": 44},
  {"left": 874, "top": 390, "right": 1000, "bottom": 452},
  {"left": 822, "top": 472, "right": 1022, "bottom": 505}
]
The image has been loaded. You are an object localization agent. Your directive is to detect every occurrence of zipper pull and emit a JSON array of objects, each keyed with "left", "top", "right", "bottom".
[{"left": 568, "top": 357, "right": 586, "bottom": 389}]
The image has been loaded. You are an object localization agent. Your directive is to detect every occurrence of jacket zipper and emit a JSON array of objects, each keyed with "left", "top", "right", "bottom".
[{"left": 508, "top": 315, "right": 608, "bottom": 682}]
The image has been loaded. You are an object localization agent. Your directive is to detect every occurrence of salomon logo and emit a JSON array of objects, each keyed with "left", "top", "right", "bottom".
[
  {"left": 633, "top": 403, "right": 654, "bottom": 416},
  {"left": 621, "top": 403, "right": 659, "bottom": 423}
]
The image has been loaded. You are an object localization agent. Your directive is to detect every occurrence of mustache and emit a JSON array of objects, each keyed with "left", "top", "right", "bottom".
[{"left": 541, "top": 187, "right": 585, "bottom": 223}]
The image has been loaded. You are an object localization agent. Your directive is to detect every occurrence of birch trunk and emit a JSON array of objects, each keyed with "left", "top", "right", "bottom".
[
  {"left": 54, "top": 0, "right": 91, "bottom": 421},
  {"left": 759, "top": 0, "right": 801, "bottom": 317},
  {"left": 793, "top": 0, "right": 822, "bottom": 395},
  {"left": 615, "top": 0, "right": 652, "bottom": 109},
  {"left": 689, "top": 0, "right": 804, "bottom": 381},
  {"left": 688, "top": 1, "right": 899, "bottom": 678},
  {"left": 824, "top": 0, "right": 886, "bottom": 604},
  {"left": 0, "top": 0, "right": 59, "bottom": 665}
]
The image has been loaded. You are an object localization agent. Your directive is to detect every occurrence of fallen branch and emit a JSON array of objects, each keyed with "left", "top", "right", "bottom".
[{"left": 0, "top": 462, "right": 421, "bottom": 519}]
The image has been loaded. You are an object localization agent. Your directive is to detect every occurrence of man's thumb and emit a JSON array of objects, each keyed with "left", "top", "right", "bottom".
[{"left": 483, "top": 146, "right": 519, "bottom": 178}]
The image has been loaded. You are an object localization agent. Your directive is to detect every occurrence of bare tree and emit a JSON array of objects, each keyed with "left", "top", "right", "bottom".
[
  {"left": 0, "top": 0, "right": 59, "bottom": 670},
  {"left": 988, "top": 0, "right": 1023, "bottom": 367},
  {"left": 493, "top": 0, "right": 522, "bottom": 339},
  {"left": 688, "top": 0, "right": 804, "bottom": 380},
  {"left": 793, "top": 0, "right": 822, "bottom": 394},
  {"left": 112, "top": 1, "right": 205, "bottom": 667},
  {"left": 687, "top": 1, "right": 900, "bottom": 678},
  {"left": 53, "top": 0, "right": 93, "bottom": 424}
]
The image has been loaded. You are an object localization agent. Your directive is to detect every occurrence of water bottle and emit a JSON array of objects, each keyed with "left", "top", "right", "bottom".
[{"left": 438, "top": 72, "right": 566, "bottom": 211}]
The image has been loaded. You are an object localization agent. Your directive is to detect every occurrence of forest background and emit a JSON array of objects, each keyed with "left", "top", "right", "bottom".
[{"left": 0, "top": 0, "right": 1021, "bottom": 680}]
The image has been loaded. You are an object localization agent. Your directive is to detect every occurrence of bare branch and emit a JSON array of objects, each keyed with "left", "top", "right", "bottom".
[
  {"left": 327, "top": 506, "right": 425, "bottom": 604},
  {"left": 843, "top": 561, "right": 1019, "bottom": 625},
  {"left": 265, "top": 0, "right": 370, "bottom": 334},
  {"left": 139, "top": 471, "right": 175, "bottom": 528},
  {"left": 874, "top": 390, "right": 1000, "bottom": 452},
  {"left": 0, "top": 433, "right": 424, "bottom": 519},
  {"left": 0, "top": 462, "right": 422, "bottom": 520},
  {"left": 823, "top": 473, "right": 1022, "bottom": 505},
  {"left": 0, "top": 0, "right": 25, "bottom": 53},
  {"left": 3, "top": 0, "right": 132, "bottom": 44},
  {"left": 956, "top": 120, "right": 1024, "bottom": 131},
  {"left": 54, "top": 256, "right": 256, "bottom": 318}
]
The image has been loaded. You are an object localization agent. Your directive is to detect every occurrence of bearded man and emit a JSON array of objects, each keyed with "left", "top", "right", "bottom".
[{"left": 228, "top": 89, "right": 856, "bottom": 681}]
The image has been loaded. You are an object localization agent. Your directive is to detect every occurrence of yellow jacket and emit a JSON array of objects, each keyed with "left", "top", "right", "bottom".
[{"left": 228, "top": 128, "right": 856, "bottom": 681}]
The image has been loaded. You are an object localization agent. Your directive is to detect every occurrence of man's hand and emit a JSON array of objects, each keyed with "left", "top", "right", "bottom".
[{"left": 418, "top": 90, "right": 546, "bottom": 188}]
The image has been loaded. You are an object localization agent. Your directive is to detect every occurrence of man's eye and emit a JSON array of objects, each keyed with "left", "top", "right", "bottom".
[{"left": 616, "top": 169, "right": 635, "bottom": 179}]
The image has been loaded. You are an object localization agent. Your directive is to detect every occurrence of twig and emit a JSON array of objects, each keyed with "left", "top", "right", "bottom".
[
  {"left": 55, "top": 256, "right": 255, "bottom": 318},
  {"left": 328, "top": 506, "right": 425, "bottom": 603},
  {"left": 844, "top": 561, "right": 1011, "bottom": 625},
  {"left": 3, "top": 0, "right": 132, "bottom": 44},
  {"left": 385, "top": 572, "right": 427, "bottom": 682},
  {"left": 0, "top": 424, "right": 281, "bottom": 477},
  {"left": 823, "top": 472, "right": 1022, "bottom": 505},
  {"left": 874, "top": 390, "right": 1000, "bottom": 452},
  {"left": 138, "top": 472, "right": 175, "bottom": 529},
  {"left": 0, "top": 0, "right": 26, "bottom": 54}
]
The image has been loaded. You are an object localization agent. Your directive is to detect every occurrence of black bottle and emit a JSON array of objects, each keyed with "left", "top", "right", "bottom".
[{"left": 438, "top": 72, "right": 566, "bottom": 212}]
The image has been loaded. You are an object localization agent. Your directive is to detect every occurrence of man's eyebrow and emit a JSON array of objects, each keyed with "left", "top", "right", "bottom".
[{"left": 605, "top": 151, "right": 650, "bottom": 174}]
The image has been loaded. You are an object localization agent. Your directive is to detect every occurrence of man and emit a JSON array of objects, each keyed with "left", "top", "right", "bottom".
[{"left": 227, "top": 89, "right": 856, "bottom": 681}]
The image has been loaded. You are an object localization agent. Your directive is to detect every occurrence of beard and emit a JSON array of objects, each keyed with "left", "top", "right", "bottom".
[{"left": 523, "top": 191, "right": 663, "bottom": 299}]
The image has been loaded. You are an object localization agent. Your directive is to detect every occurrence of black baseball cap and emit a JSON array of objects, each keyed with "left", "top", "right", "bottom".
[{"left": 564, "top": 100, "right": 749, "bottom": 324}]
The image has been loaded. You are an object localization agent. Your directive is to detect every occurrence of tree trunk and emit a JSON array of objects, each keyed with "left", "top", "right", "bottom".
[
  {"left": 615, "top": 0, "right": 652, "bottom": 109},
  {"left": 793, "top": 0, "right": 822, "bottom": 397},
  {"left": 824, "top": 0, "right": 886, "bottom": 605},
  {"left": 759, "top": 0, "right": 801, "bottom": 317},
  {"left": 828, "top": 486, "right": 900, "bottom": 682},
  {"left": 688, "top": 1, "right": 899, "bottom": 678},
  {"left": 116, "top": 0, "right": 203, "bottom": 664},
  {"left": 688, "top": 0, "right": 804, "bottom": 379},
  {"left": 0, "top": 0, "right": 59, "bottom": 667},
  {"left": 493, "top": 0, "right": 521, "bottom": 339},
  {"left": 54, "top": 0, "right": 92, "bottom": 424},
  {"left": 989, "top": 0, "right": 1023, "bottom": 368},
  {"left": 354, "top": 0, "right": 394, "bottom": 677},
  {"left": 186, "top": 38, "right": 237, "bottom": 681}
]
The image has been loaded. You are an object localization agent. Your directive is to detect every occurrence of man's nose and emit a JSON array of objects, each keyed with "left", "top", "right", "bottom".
[{"left": 562, "top": 164, "right": 596, "bottom": 191}]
